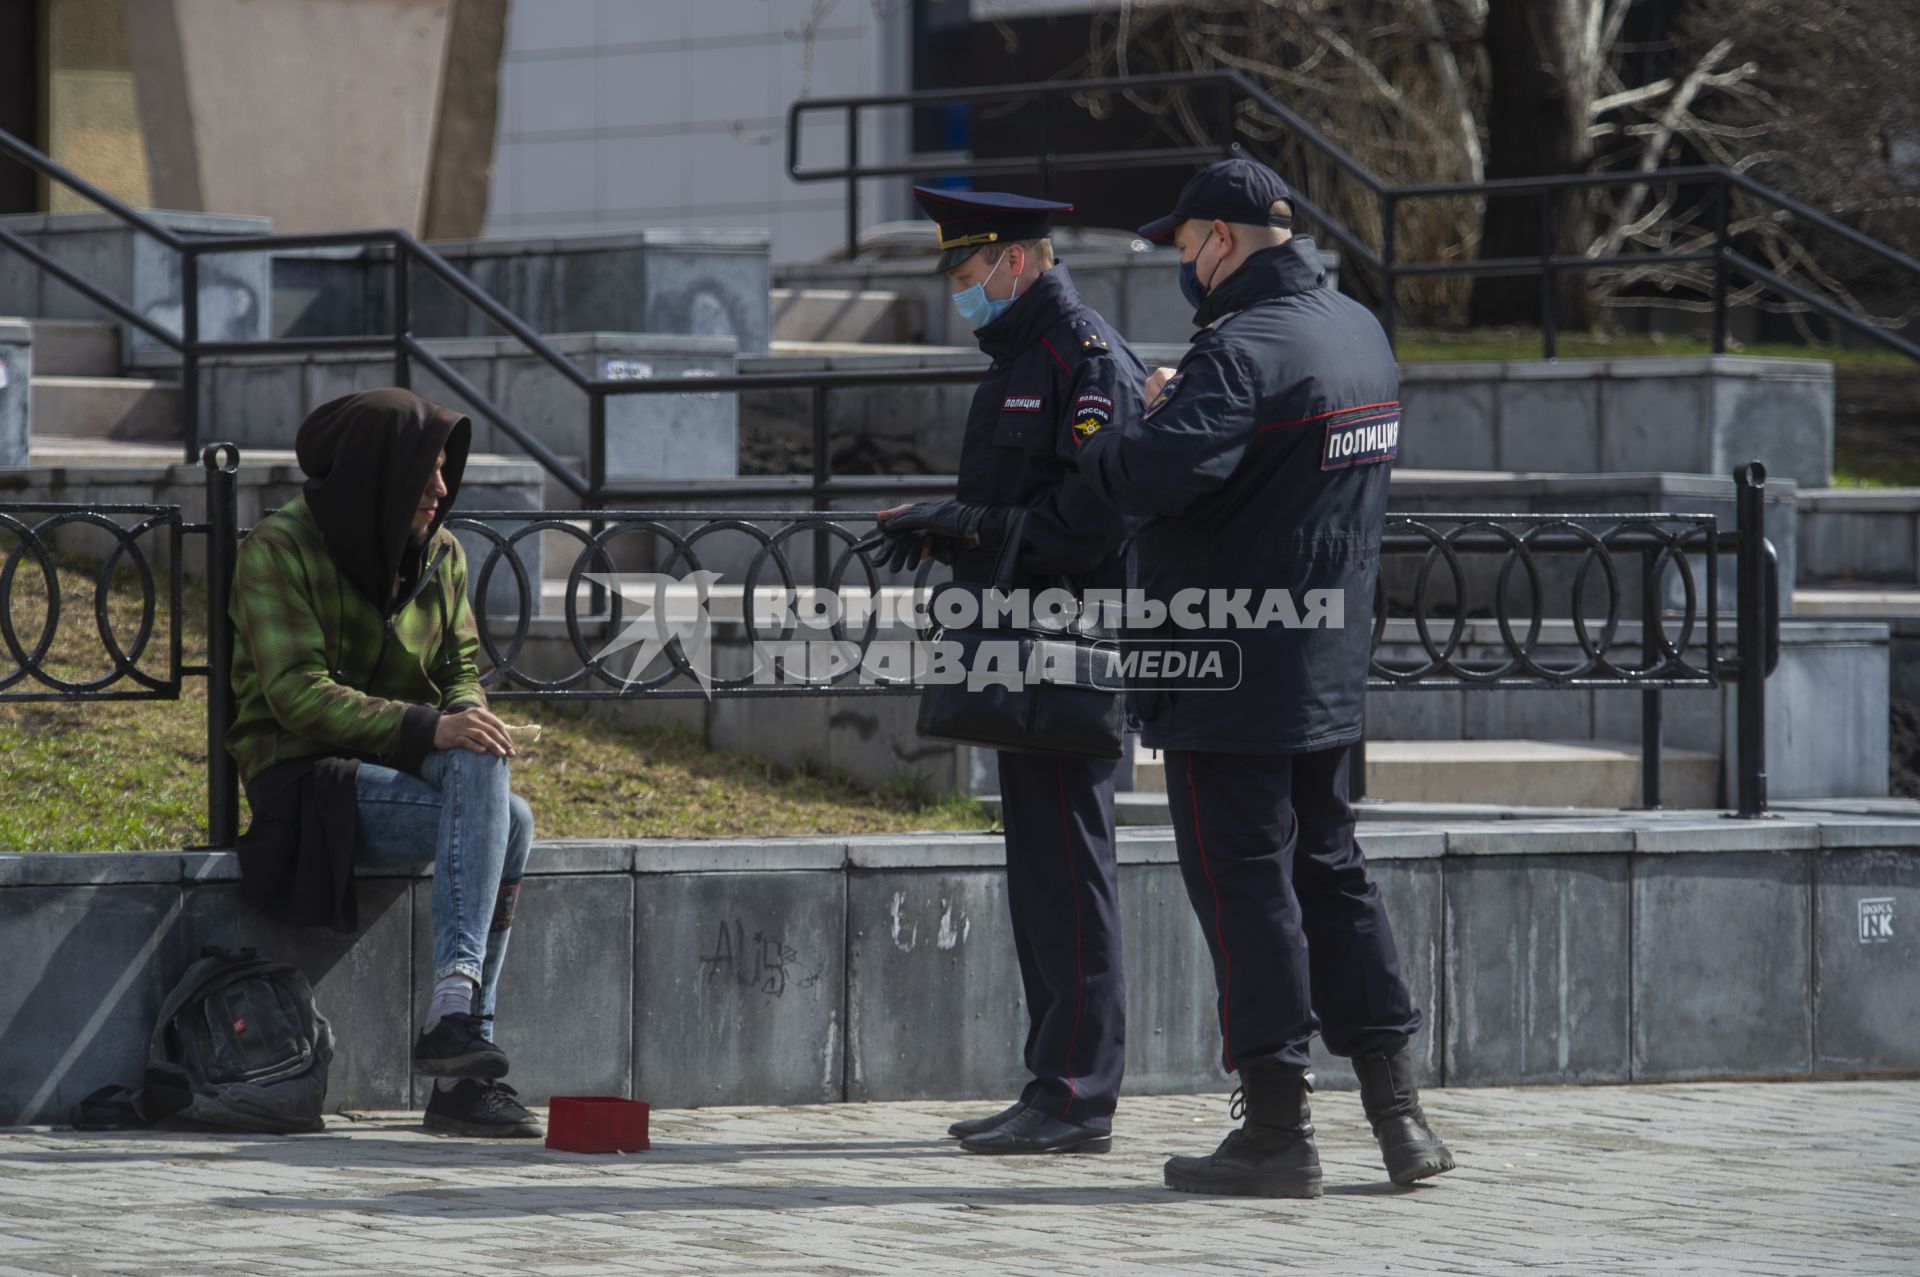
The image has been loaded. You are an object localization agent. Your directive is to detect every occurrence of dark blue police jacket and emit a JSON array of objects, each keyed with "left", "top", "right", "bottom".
[
  {"left": 953, "top": 265, "right": 1141, "bottom": 592},
  {"left": 1076, "top": 237, "right": 1397, "bottom": 755}
]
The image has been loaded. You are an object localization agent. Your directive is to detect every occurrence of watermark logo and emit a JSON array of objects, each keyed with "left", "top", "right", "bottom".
[
  {"left": 586, "top": 570, "right": 722, "bottom": 696},
  {"left": 1859, "top": 897, "right": 1895, "bottom": 943},
  {"left": 583, "top": 573, "right": 1331, "bottom": 694}
]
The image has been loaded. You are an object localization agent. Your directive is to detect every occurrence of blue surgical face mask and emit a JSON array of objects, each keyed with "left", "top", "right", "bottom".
[{"left": 952, "top": 250, "right": 1018, "bottom": 329}]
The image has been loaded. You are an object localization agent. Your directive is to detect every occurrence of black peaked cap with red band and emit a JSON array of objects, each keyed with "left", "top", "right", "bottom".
[{"left": 912, "top": 185, "right": 1074, "bottom": 273}]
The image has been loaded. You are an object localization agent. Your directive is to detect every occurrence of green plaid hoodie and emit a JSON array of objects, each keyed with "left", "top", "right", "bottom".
[{"left": 226, "top": 495, "right": 488, "bottom": 784}]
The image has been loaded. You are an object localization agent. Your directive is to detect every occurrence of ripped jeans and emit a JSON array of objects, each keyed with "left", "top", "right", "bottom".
[{"left": 353, "top": 748, "right": 534, "bottom": 1035}]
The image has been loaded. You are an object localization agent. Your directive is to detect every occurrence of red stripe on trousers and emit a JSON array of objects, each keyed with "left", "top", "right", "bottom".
[
  {"left": 1185, "top": 753, "right": 1235, "bottom": 1071},
  {"left": 1056, "top": 759, "right": 1088, "bottom": 1118}
]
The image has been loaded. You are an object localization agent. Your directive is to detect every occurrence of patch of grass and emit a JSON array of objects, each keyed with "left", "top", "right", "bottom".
[
  {"left": 0, "top": 552, "right": 994, "bottom": 852},
  {"left": 488, "top": 710, "right": 998, "bottom": 841},
  {"left": 1831, "top": 464, "right": 1920, "bottom": 490}
]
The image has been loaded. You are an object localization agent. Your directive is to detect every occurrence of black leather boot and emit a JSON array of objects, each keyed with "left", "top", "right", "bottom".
[
  {"left": 1352, "top": 1039, "right": 1456, "bottom": 1185},
  {"left": 1163, "top": 1065, "right": 1322, "bottom": 1198}
]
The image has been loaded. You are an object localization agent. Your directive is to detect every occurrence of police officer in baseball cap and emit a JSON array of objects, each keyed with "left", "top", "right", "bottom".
[
  {"left": 859, "top": 186, "right": 1144, "bottom": 1154},
  {"left": 1076, "top": 157, "right": 1455, "bottom": 1196}
]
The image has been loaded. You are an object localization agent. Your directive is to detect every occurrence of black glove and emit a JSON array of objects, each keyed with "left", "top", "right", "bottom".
[
  {"left": 853, "top": 525, "right": 939, "bottom": 574},
  {"left": 853, "top": 501, "right": 1007, "bottom": 573}
]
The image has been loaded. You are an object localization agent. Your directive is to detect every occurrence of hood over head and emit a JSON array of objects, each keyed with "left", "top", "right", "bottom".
[{"left": 294, "top": 388, "right": 471, "bottom": 610}]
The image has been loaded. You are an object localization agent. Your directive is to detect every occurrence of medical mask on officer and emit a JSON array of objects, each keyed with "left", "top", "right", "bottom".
[
  {"left": 1179, "top": 224, "right": 1228, "bottom": 310},
  {"left": 951, "top": 248, "right": 1021, "bottom": 328}
]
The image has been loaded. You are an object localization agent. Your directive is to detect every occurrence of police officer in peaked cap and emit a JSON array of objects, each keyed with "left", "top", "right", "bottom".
[
  {"left": 1075, "top": 157, "right": 1455, "bottom": 1196},
  {"left": 858, "top": 186, "right": 1144, "bottom": 1154}
]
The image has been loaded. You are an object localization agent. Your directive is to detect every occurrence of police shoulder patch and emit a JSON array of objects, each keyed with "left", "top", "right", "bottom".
[
  {"left": 1072, "top": 389, "right": 1114, "bottom": 424},
  {"left": 1144, "top": 373, "right": 1185, "bottom": 419}
]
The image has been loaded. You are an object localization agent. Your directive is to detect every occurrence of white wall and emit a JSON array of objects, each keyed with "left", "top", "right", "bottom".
[{"left": 484, "top": 0, "right": 910, "bottom": 262}]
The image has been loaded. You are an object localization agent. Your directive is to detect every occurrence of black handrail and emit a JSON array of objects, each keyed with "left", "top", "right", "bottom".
[
  {"left": 788, "top": 70, "right": 1919, "bottom": 365},
  {"left": 0, "top": 131, "right": 188, "bottom": 248},
  {"left": 0, "top": 126, "right": 983, "bottom": 509}
]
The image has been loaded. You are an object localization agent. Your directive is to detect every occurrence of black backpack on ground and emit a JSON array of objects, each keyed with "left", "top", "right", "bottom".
[{"left": 71, "top": 946, "right": 334, "bottom": 1134}]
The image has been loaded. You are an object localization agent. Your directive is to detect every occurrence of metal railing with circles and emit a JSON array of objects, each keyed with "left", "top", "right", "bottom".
[{"left": 0, "top": 449, "right": 1780, "bottom": 847}]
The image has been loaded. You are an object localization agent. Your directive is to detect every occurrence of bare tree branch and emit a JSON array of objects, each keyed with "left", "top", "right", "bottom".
[
  {"left": 1590, "top": 38, "right": 1734, "bottom": 259},
  {"left": 1410, "top": 0, "right": 1486, "bottom": 181}
]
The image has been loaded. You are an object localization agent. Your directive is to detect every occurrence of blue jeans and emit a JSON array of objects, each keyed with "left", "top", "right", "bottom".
[{"left": 354, "top": 749, "right": 534, "bottom": 1030}]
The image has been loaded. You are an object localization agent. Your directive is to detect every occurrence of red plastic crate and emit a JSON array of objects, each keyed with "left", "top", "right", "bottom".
[{"left": 545, "top": 1096, "right": 650, "bottom": 1153}]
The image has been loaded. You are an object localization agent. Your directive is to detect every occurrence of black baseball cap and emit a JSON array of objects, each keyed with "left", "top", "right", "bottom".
[{"left": 1139, "top": 157, "right": 1293, "bottom": 243}]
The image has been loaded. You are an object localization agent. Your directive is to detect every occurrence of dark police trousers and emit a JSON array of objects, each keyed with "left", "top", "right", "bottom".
[
  {"left": 1164, "top": 745, "right": 1420, "bottom": 1073},
  {"left": 996, "top": 750, "right": 1126, "bottom": 1128}
]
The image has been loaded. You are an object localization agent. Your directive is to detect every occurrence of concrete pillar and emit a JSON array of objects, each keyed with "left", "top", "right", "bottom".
[{"left": 124, "top": 0, "right": 486, "bottom": 235}]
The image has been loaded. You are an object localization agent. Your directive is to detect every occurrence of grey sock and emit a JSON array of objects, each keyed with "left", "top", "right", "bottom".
[{"left": 424, "top": 974, "right": 477, "bottom": 1034}]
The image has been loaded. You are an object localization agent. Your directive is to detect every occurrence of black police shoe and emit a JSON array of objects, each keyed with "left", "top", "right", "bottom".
[
  {"left": 423, "top": 1079, "right": 543, "bottom": 1139},
  {"left": 412, "top": 1012, "right": 510, "bottom": 1080},
  {"left": 947, "top": 1100, "right": 1028, "bottom": 1140},
  {"left": 1164, "top": 1067, "right": 1322, "bottom": 1198},
  {"left": 960, "top": 1105, "right": 1111, "bottom": 1155},
  {"left": 1353, "top": 1039, "right": 1456, "bottom": 1185}
]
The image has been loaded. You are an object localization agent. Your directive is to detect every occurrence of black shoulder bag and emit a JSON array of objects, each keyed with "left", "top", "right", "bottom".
[{"left": 913, "top": 506, "right": 1125, "bottom": 759}]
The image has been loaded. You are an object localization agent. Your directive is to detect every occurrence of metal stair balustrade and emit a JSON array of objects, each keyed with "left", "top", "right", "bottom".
[
  {"left": 788, "top": 70, "right": 1920, "bottom": 365},
  {"left": 0, "top": 129, "right": 984, "bottom": 508}
]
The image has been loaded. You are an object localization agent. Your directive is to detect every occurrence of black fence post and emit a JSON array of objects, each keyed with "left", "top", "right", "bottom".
[
  {"left": 181, "top": 246, "right": 201, "bottom": 464},
  {"left": 1540, "top": 190, "right": 1558, "bottom": 359},
  {"left": 588, "top": 383, "right": 607, "bottom": 501},
  {"left": 811, "top": 383, "right": 831, "bottom": 583},
  {"left": 588, "top": 386, "right": 608, "bottom": 615},
  {"left": 1640, "top": 547, "right": 1663, "bottom": 808},
  {"left": 393, "top": 238, "right": 412, "bottom": 390},
  {"left": 203, "top": 442, "right": 241, "bottom": 848},
  {"left": 1734, "top": 462, "right": 1769, "bottom": 817},
  {"left": 845, "top": 106, "right": 861, "bottom": 259}
]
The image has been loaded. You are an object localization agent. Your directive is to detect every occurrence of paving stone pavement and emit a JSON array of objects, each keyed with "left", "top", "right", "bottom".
[{"left": 1, "top": 1081, "right": 1916, "bottom": 1276}]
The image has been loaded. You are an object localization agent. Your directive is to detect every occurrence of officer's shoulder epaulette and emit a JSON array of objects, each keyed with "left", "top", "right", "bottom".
[{"left": 1061, "top": 312, "right": 1111, "bottom": 354}]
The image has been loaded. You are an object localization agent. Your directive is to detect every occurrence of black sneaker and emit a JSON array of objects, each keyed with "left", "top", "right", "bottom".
[
  {"left": 423, "top": 1079, "right": 544, "bottom": 1139},
  {"left": 412, "top": 1012, "right": 509, "bottom": 1080}
]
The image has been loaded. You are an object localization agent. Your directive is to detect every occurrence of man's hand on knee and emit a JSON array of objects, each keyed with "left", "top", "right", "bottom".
[{"left": 435, "top": 706, "right": 515, "bottom": 758}]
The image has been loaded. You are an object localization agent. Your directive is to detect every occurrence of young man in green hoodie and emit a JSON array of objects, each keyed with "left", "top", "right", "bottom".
[{"left": 226, "top": 387, "right": 540, "bottom": 1138}]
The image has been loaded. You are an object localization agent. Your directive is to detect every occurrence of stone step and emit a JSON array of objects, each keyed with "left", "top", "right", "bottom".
[
  {"left": 1132, "top": 738, "right": 1718, "bottom": 809},
  {"left": 22, "top": 436, "right": 543, "bottom": 486},
  {"left": 19, "top": 319, "right": 121, "bottom": 377},
  {"left": 980, "top": 789, "right": 1633, "bottom": 827},
  {"left": 1797, "top": 488, "right": 1920, "bottom": 587},
  {"left": 29, "top": 376, "right": 180, "bottom": 442},
  {"left": 769, "top": 289, "right": 917, "bottom": 344},
  {"left": 1794, "top": 584, "right": 1920, "bottom": 618}
]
